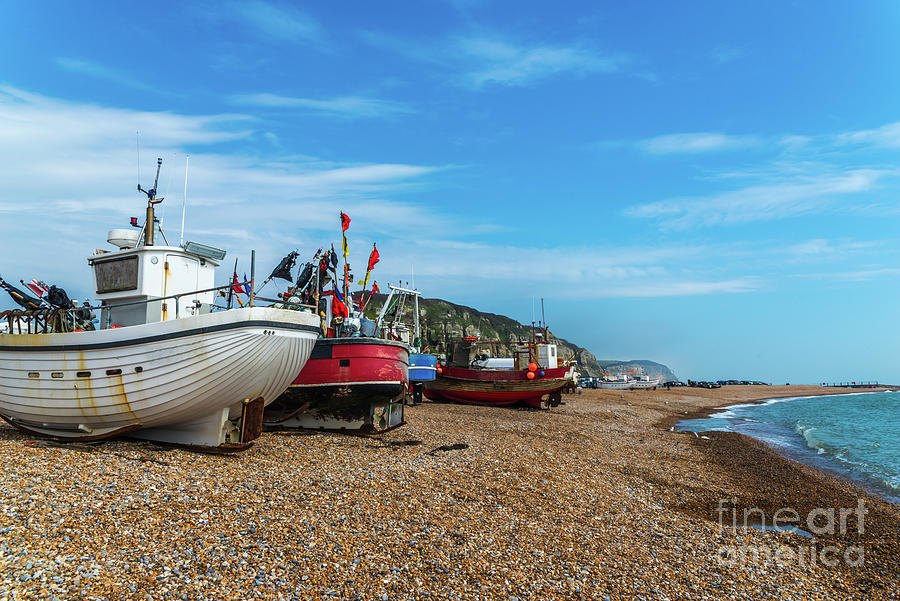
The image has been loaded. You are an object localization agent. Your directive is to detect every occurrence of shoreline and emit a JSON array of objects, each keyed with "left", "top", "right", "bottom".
[
  {"left": 0, "top": 384, "right": 898, "bottom": 599},
  {"left": 667, "top": 387, "right": 899, "bottom": 505}
]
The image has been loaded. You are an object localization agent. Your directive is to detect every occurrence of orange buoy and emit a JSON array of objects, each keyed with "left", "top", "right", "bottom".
[
  {"left": 528, "top": 362, "right": 537, "bottom": 372},
  {"left": 526, "top": 371, "right": 535, "bottom": 380}
]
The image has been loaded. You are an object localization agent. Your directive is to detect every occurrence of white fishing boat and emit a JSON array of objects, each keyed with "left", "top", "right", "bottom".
[
  {"left": 631, "top": 373, "right": 661, "bottom": 390},
  {"left": 0, "top": 159, "right": 319, "bottom": 450},
  {"left": 597, "top": 373, "right": 634, "bottom": 390}
]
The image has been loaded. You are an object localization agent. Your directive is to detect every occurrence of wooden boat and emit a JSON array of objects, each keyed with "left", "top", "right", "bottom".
[
  {"left": 424, "top": 363, "right": 572, "bottom": 407},
  {"left": 0, "top": 159, "right": 319, "bottom": 450},
  {"left": 263, "top": 337, "right": 408, "bottom": 433},
  {"left": 423, "top": 335, "right": 572, "bottom": 408},
  {"left": 262, "top": 242, "right": 423, "bottom": 433},
  {"left": 0, "top": 307, "right": 318, "bottom": 447}
]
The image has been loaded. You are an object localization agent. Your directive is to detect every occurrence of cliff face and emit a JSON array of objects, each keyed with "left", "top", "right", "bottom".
[{"left": 365, "top": 294, "right": 677, "bottom": 380}]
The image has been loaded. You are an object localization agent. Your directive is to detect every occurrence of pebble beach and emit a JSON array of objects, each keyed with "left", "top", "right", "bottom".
[{"left": 1, "top": 385, "right": 898, "bottom": 600}]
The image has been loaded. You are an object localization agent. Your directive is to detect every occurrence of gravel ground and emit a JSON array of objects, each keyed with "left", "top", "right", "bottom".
[{"left": 1, "top": 385, "right": 897, "bottom": 600}]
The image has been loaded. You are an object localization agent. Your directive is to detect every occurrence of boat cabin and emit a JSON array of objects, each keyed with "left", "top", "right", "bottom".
[
  {"left": 450, "top": 338, "right": 559, "bottom": 370},
  {"left": 89, "top": 229, "right": 223, "bottom": 327}
]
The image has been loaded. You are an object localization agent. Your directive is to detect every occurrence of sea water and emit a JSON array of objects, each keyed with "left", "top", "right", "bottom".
[{"left": 678, "top": 391, "right": 900, "bottom": 504}]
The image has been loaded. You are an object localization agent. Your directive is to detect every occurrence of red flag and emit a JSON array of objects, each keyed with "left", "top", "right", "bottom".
[
  {"left": 232, "top": 273, "right": 245, "bottom": 295},
  {"left": 340, "top": 212, "right": 351, "bottom": 232},
  {"left": 25, "top": 281, "right": 46, "bottom": 297},
  {"left": 332, "top": 295, "right": 349, "bottom": 317},
  {"left": 367, "top": 243, "right": 380, "bottom": 271},
  {"left": 371, "top": 281, "right": 380, "bottom": 295}
]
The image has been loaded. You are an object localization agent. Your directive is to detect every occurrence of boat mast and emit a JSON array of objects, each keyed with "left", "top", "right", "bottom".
[
  {"left": 413, "top": 289, "right": 420, "bottom": 346},
  {"left": 137, "top": 158, "right": 164, "bottom": 246},
  {"left": 541, "top": 297, "right": 547, "bottom": 340}
]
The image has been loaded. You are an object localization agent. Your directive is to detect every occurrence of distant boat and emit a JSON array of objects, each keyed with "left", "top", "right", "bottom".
[
  {"left": 631, "top": 373, "right": 661, "bottom": 390},
  {"left": 597, "top": 373, "right": 634, "bottom": 390},
  {"left": 0, "top": 158, "right": 319, "bottom": 450},
  {"left": 424, "top": 336, "right": 573, "bottom": 408}
]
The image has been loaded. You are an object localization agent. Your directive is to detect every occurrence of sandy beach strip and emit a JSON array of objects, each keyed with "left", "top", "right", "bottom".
[{"left": 0, "top": 385, "right": 897, "bottom": 600}]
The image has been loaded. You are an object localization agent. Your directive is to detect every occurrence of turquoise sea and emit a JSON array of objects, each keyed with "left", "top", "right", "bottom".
[{"left": 678, "top": 391, "right": 900, "bottom": 504}]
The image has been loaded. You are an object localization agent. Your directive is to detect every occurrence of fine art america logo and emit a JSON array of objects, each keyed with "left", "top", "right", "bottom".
[{"left": 715, "top": 498, "right": 867, "bottom": 567}]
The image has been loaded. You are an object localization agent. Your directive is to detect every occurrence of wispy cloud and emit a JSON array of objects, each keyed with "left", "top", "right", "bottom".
[
  {"left": 623, "top": 118, "right": 900, "bottom": 229},
  {"left": 785, "top": 238, "right": 878, "bottom": 259},
  {"left": 56, "top": 58, "right": 153, "bottom": 91},
  {"left": 0, "top": 86, "right": 763, "bottom": 310},
  {"left": 360, "top": 30, "right": 625, "bottom": 89},
  {"left": 0, "top": 86, "right": 441, "bottom": 292},
  {"left": 798, "top": 267, "right": 900, "bottom": 282},
  {"left": 231, "top": 93, "right": 413, "bottom": 118},
  {"left": 834, "top": 122, "right": 900, "bottom": 149},
  {"left": 640, "top": 132, "right": 759, "bottom": 154},
  {"left": 455, "top": 36, "right": 623, "bottom": 88},
  {"left": 0, "top": 86, "right": 253, "bottom": 148},
  {"left": 597, "top": 278, "right": 759, "bottom": 297},
  {"left": 227, "top": 0, "right": 323, "bottom": 44},
  {"left": 626, "top": 169, "right": 887, "bottom": 229}
]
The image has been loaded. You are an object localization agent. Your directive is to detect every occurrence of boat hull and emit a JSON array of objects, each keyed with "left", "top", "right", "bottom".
[
  {"left": 0, "top": 307, "right": 319, "bottom": 448},
  {"left": 631, "top": 378, "right": 660, "bottom": 390},
  {"left": 263, "top": 337, "right": 409, "bottom": 433},
  {"left": 597, "top": 381, "right": 634, "bottom": 390},
  {"left": 423, "top": 365, "right": 571, "bottom": 408}
]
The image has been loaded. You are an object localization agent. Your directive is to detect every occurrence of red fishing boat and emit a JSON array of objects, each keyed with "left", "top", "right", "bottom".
[
  {"left": 263, "top": 213, "right": 416, "bottom": 433},
  {"left": 263, "top": 337, "right": 408, "bottom": 433},
  {"left": 423, "top": 335, "right": 573, "bottom": 408}
]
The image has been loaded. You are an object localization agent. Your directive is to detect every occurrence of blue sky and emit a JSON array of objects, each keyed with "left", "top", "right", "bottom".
[{"left": 1, "top": 1, "right": 899, "bottom": 383}]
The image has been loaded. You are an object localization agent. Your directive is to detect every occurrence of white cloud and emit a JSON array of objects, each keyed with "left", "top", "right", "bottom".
[
  {"left": 359, "top": 30, "right": 624, "bottom": 89},
  {"left": 798, "top": 267, "right": 900, "bottom": 282},
  {"left": 0, "top": 86, "right": 762, "bottom": 313},
  {"left": 378, "top": 239, "right": 759, "bottom": 300},
  {"left": 640, "top": 132, "right": 758, "bottom": 154},
  {"left": 227, "top": 0, "right": 323, "bottom": 44},
  {"left": 57, "top": 58, "right": 153, "bottom": 91},
  {"left": 626, "top": 169, "right": 886, "bottom": 229},
  {"left": 0, "top": 87, "right": 440, "bottom": 299},
  {"left": 596, "top": 278, "right": 759, "bottom": 297},
  {"left": 785, "top": 238, "right": 877, "bottom": 258},
  {"left": 834, "top": 122, "right": 900, "bottom": 149},
  {"left": 455, "top": 36, "right": 622, "bottom": 88},
  {"left": 231, "top": 93, "right": 413, "bottom": 118}
]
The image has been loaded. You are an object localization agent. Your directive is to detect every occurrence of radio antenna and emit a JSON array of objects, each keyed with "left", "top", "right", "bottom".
[
  {"left": 136, "top": 131, "right": 141, "bottom": 185},
  {"left": 137, "top": 158, "right": 164, "bottom": 246},
  {"left": 180, "top": 155, "right": 190, "bottom": 246}
]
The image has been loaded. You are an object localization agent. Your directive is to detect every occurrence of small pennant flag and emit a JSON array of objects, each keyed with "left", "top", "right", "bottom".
[
  {"left": 367, "top": 243, "right": 380, "bottom": 271},
  {"left": 232, "top": 273, "right": 245, "bottom": 295},
  {"left": 340, "top": 212, "right": 351, "bottom": 232},
  {"left": 24, "top": 279, "right": 47, "bottom": 297}
]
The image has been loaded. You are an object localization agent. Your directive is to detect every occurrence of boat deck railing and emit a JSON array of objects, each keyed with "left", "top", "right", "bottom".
[
  {"left": 1, "top": 280, "right": 318, "bottom": 334},
  {"left": 0, "top": 308, "right": 78, "bottom": 335}
]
